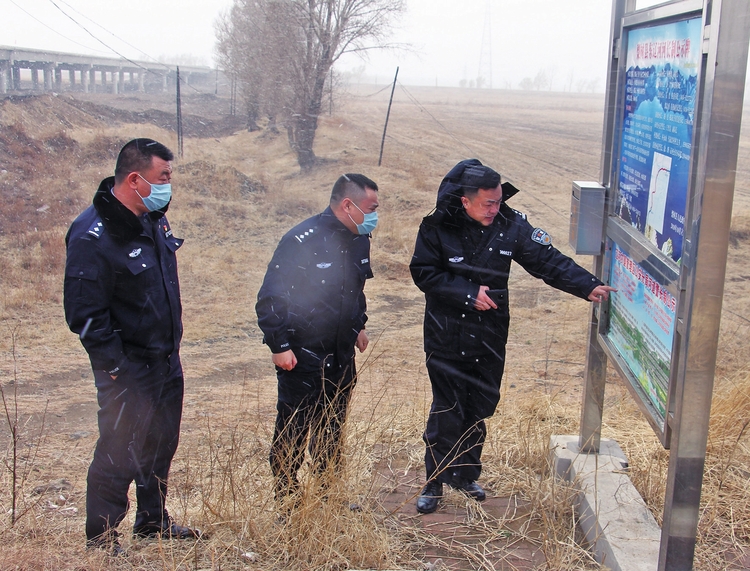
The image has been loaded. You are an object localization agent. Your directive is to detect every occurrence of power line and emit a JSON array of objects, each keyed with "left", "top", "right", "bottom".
[
  {"left": 392, "top": 82, "right": 587, "bottom": 221},
  {"left": 46, "top": 0, "right": 152, "bottom": 72},
  {"left": 7, "top": 0, "right": 110, "bottom": 55},
  {"left": 43, "top": 0, "right": 207, "bottom": 95},
  {"left": 397, "top": 82, "right": 480, "bottom": 158},
  {"left": 55, "top": 0, "right": 169, "bottom": 69}
]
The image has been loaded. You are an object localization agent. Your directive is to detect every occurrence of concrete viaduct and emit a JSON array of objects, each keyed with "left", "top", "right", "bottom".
[{"left": 0, "top": 46, "right": 218, "bottom": 94}]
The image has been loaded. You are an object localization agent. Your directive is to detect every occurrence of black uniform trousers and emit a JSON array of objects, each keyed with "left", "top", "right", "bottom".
[
  {"left": 269, "top": 359, "right": 355, "bottom": 499},
  {"left": 86, "top": 352, "right": 183, "bottom": 541},
  {"left": 424, "top": 350, "right": 505, "bottom": 485}
]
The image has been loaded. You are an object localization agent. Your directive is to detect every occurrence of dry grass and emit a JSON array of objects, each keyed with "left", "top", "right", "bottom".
[{"left": 0, "top": 87, "right": 749, "bottom": 569}]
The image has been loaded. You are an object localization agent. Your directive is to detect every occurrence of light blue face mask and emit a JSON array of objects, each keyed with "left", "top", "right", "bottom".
[
  {"left": 136, "top": 173, "right": 172, "bottom": 212},
  {"left": 349, "top": 201, "right": 378, "bottom": 235}
]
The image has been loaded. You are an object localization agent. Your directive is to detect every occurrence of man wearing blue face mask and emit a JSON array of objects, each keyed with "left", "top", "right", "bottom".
[
  {"left": 64, "top": 138, "right": 199, "bottom": 555},
  {"left": 256, "top": 173, "right": 379, "bottom": 507}
]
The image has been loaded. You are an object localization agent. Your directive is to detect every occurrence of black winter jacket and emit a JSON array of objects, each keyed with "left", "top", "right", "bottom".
[
  {"left": 256, "top": 207, "right": 372, "bottom": 372},
  {"left": 410, "top": 160, "right": 602, "bottom": 359},
  {"left": 64, "top": 177, "right": 183, "bottom": 375}
]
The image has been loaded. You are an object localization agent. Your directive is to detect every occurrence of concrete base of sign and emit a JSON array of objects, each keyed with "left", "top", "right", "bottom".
[{"left": 550, "top": 436, "right": 661, "bottom": 571}]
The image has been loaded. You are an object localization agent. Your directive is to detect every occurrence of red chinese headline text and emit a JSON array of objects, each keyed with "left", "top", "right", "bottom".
[
  {"left": 615, "top": 248, "right": 677, "bottom": 312},
  {"left": 636, "top": 38, "right": 691, "bottom": 60}
]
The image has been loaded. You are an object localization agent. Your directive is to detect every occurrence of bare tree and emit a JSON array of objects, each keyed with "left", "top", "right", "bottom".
[
  {"left": 546, "top": 65, "right": 557, "bottom": 92},
  {"left": 216, "top": 1, "right": 290, "bottom": 131},
  {"left": 519, "top": 77, "right": 533, "bottom": 91},
  {"left": 217, "top": 0, "right": 405, "bottom": 171},
  {"left": 532, "top": 69, "right": 549, "bottom": 91}
]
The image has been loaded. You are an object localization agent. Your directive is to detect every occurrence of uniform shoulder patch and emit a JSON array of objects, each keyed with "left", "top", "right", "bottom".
[
  {"left": 511, "top": 208, "right": 527, "bottom": 220},
  {"left": 294, "top": 228, "right": 316, "bottom": 243},
  {"left": 87, "top": 219, "right": 105, "bottom": 239},
  {"left": 531, "top": 228, "right": 552, "bottom": 245}
]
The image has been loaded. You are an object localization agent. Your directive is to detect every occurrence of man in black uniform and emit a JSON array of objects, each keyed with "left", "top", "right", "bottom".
[
  {"left": 256, "top": 173, "right": 379, "bottom": 504},
  {"left": 64, "top": 139, "right": 199, "bottom": 553},
  {"left": 409, "top": 159, "right": 614, "bottom": 513}
]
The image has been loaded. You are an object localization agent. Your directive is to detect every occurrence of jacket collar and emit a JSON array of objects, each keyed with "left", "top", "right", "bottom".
[
  {"left": 428, "top": 159, "right": 521, "bottom": 227},
  {"left": 320, "top": 206, "right": 352, "bottom": 233},
  {"left": 92, "top": 176, "right": 169, "bottom": 243}
]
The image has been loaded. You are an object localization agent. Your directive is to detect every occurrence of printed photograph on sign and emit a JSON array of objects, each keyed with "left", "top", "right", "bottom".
[
  {"left": 616, "top": 17, "right": 702, "bottom": 264},
  {"left": 607, "top": 243, "right": 677, "bottom": 422},
  {"left": 646, "top": 151, "right": 673, "bottom": 254}
]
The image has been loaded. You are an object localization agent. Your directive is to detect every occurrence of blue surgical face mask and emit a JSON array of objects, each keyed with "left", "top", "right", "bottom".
[
  {"left": 348, "top": 201, "right": 378, "bottom": 235},
  {"left": 135, "top": 173, "right": 172, "bottom": 212}
]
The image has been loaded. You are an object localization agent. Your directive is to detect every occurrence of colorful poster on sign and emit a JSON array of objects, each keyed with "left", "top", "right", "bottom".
[
  {"left": 616, "top": 17, "right": 702, "bottom": 264},
  {"left": 607, "top": 243, "right": 676, "bottom": 420}
]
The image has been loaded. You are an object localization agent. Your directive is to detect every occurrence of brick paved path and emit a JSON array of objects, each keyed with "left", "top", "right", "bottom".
[{"left": 372, "top": 460, "right": 546, "bottom": 570}]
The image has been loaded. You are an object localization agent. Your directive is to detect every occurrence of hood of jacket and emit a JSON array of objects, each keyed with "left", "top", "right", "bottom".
[
  {"left": 428, "top": 158, "right": 520, "bottom": 226},
  {"left": 92, "top": 176, "right": 170, "bottom": 243}
]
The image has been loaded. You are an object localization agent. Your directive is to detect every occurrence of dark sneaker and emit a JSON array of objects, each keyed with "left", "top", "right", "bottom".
[
  {"left": 449, "top": 476, "right": 486, "bottom": 501},
  {"left": 134, "top": 522, "right": 202, "bottom": 540},
  {"left": 416, "top": 480, "right": 443, "bottom": 514}
]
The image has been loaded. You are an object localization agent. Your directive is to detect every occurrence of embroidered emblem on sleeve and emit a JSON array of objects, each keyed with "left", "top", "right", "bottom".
[
  {"left": 531, "top": 228, "right": 552, "bottom": 245},
  {"left": 449, "top": 256, "right": 465, "bottom": 263}
]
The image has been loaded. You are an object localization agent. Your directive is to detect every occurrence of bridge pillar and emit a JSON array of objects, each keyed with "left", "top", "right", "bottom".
[
  {"left": 161, "top": 72, "right": 168, "bottom": 93},
  {"left": 55, "top": 66, "right": 62, "bottom": 91},
  {"left": 81, "top": 65, "right": 90, "bottom": 93},
  {"left": 0, "top": 62, "right": 7, "bottom": 93},
  {"left": 118, "top": 69, "right": 125, "bottom": 93},
  {"left": 31, "top": 67, "right": 40, "bottom": 91},
  {"left": 89, "top": 68, "right": 96, "bottom": 92},
  {"left": 68, "top": 69, "right": 76, "bottom": 88},
  {"left": 43, "top": 64, "right": 54, "bottom": 91},
  {"left": 138, "top": 71, "right": 145, "bottom": 92},
  {"left": 12, "top": 65, "right": 20, "bottom": 90}
]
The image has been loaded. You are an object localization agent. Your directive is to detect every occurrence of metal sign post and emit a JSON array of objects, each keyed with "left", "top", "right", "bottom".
[{"left": 573, "top": 0, "right": 750, "bottom": 568}]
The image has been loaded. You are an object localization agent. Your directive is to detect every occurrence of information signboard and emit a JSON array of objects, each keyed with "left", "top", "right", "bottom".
[
  {"left": 607, "top": 242, "right": 677, "bottom": 424},
  {"left": 615, "top": 17, "right": 702, "bottom": 264},
  {"left": 576, "top": 1, "right": 750, "bottom": 568}
]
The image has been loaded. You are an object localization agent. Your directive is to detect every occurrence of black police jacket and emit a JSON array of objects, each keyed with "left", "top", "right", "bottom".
[
  {"left": 64, "top": 177, "right": 183, "bottom": 376},
  {"left": 410, "top": 160, "right": 601, "bottom": 360},
  {"left": 256, "top": 207, "right": 372, "bottom": 372}
]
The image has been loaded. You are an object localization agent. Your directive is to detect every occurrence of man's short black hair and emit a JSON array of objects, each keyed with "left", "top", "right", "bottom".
[
  {"left": 459, "top": 165, "right": 501, "bottom": 198},
  {"left": 330, "top": 173, "right": 378, "bottom": 206},
  {"left": 114, "top": 138, "right": 174, "bottom": 183}
]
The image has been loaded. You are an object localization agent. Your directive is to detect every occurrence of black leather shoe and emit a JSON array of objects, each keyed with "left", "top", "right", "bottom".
[
  {"left": 449, "top": 476, "right": 486, "bottom": 501},
  {"left": 134, "top": 522, "right": 202, "bottom": 540},
  {"left": 416, "top": 481, "right": 443, "bottom": 514},
  {"left": 86, "top": 535, "right": 126, "bottom": 557}
]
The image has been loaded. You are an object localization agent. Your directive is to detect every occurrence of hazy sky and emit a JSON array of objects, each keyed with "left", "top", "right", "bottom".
[{"left": 0, "top": 0, "right": 667, "bottom": 90}]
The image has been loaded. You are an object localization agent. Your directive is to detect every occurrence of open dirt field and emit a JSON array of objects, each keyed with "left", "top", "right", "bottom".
[{"left": 1, "top": 85, "right": 749, "bottom": 570}]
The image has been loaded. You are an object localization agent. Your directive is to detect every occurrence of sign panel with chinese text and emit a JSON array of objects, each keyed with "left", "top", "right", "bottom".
[
  {"left": 606, "top": 242, "right": 677, "bottom": 427},
  {"left": 616, "top": 17, "right": 702, "bottom": 264}
]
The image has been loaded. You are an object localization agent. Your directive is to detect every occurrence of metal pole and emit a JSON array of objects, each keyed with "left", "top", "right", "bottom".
[
  {"left": 659, "top": 1, "right": 750, "bottom": 568},
  {"left": 176, "top": 66, "right": 184, "bottom": 159},
  {"left": 579, "top": 0, "right": 635, "bottom": 453},
  {"left": 378, "top": 66, "right": 399, "bottom": 167}
]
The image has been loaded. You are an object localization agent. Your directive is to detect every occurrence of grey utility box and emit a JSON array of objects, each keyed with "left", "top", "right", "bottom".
[{"left": 569, "top": 181, "right": 605, "bottom": 255}]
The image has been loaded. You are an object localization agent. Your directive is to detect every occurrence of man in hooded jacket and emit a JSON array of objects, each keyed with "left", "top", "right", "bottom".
[
  {"left": 64, "top": 138, "right": 198, "bottom": 553},
  {"left": 409, "top": 159, "right": 615, "bottom": 513}
]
